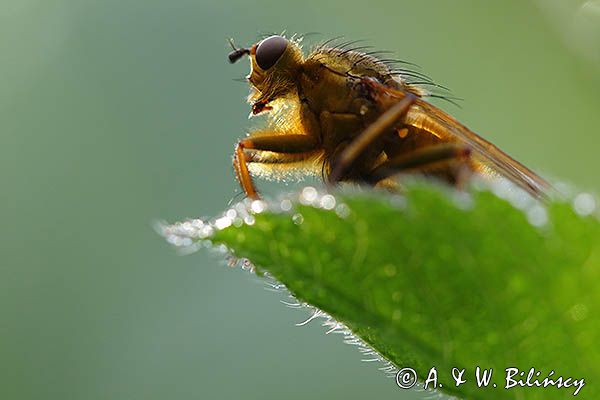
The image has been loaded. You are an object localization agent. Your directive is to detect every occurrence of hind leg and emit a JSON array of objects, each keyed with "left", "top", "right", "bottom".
[{"left": 366, "top": 143, "right": 473, "bottom": 188}]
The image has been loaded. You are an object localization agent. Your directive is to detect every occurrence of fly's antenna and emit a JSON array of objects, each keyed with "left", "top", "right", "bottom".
[{"left": 227, "top": 38, "right": 250, "bottom": 64}]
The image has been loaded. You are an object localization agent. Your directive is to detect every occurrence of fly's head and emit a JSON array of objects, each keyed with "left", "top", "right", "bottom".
[{"left": 228, "top": 35, "right": 303, "bottom": 115}]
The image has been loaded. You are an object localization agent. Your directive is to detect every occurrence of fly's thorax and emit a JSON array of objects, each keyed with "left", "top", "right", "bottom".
[
  {"left": 297, "top": 59, "right": 387, "bottom": 170},
  {"left": 297, "top": 59, "right": 379, "bottom": 119}
]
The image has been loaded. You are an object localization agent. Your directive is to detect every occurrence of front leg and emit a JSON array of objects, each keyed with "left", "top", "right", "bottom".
[{"left": 233, "top": 133, "right": 320, "bottom": 199}]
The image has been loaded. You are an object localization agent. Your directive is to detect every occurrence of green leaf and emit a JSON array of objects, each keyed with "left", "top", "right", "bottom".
[{"left": 163, "top": 184, "right": 600, "bottom": 399}]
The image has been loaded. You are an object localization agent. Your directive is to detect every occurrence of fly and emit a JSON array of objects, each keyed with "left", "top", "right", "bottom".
[{"left": 227, "top": 35, "right": 550, "bottom": 200}]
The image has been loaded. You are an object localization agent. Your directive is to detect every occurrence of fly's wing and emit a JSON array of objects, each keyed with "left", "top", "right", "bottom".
[
  {"left": 368, "top": 79, "right": 550, "bottom": 199},
  {"left": 400, "top": 98, "right": 551, "bottom": 199}
]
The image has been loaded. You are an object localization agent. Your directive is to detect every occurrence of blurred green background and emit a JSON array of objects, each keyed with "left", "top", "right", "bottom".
[{"left": 1, "top": 1, "right": 599, "bottom": 399}]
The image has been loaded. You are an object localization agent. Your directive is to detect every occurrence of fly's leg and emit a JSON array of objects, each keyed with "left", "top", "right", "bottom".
[
  {"left": 366, "top": 143, "right": 472, "bottom": 187},
  {"left": 328, "top": 93, "right": 417, "bottom": 184},
  {"left": 233, "top": 144, "right": 258, "bottom": 199},
  {"left": 233, "top": 134, "right": 320, "bottom": 199}
]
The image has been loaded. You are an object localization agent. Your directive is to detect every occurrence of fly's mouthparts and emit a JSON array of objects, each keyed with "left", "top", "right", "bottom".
[{"left": 251, "top": 100, "right": 272, "bottom": 115}]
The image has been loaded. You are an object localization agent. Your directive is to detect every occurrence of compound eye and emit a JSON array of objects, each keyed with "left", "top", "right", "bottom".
[{"left": 255, "top": 36, "right": 288, "bottom": 70}]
